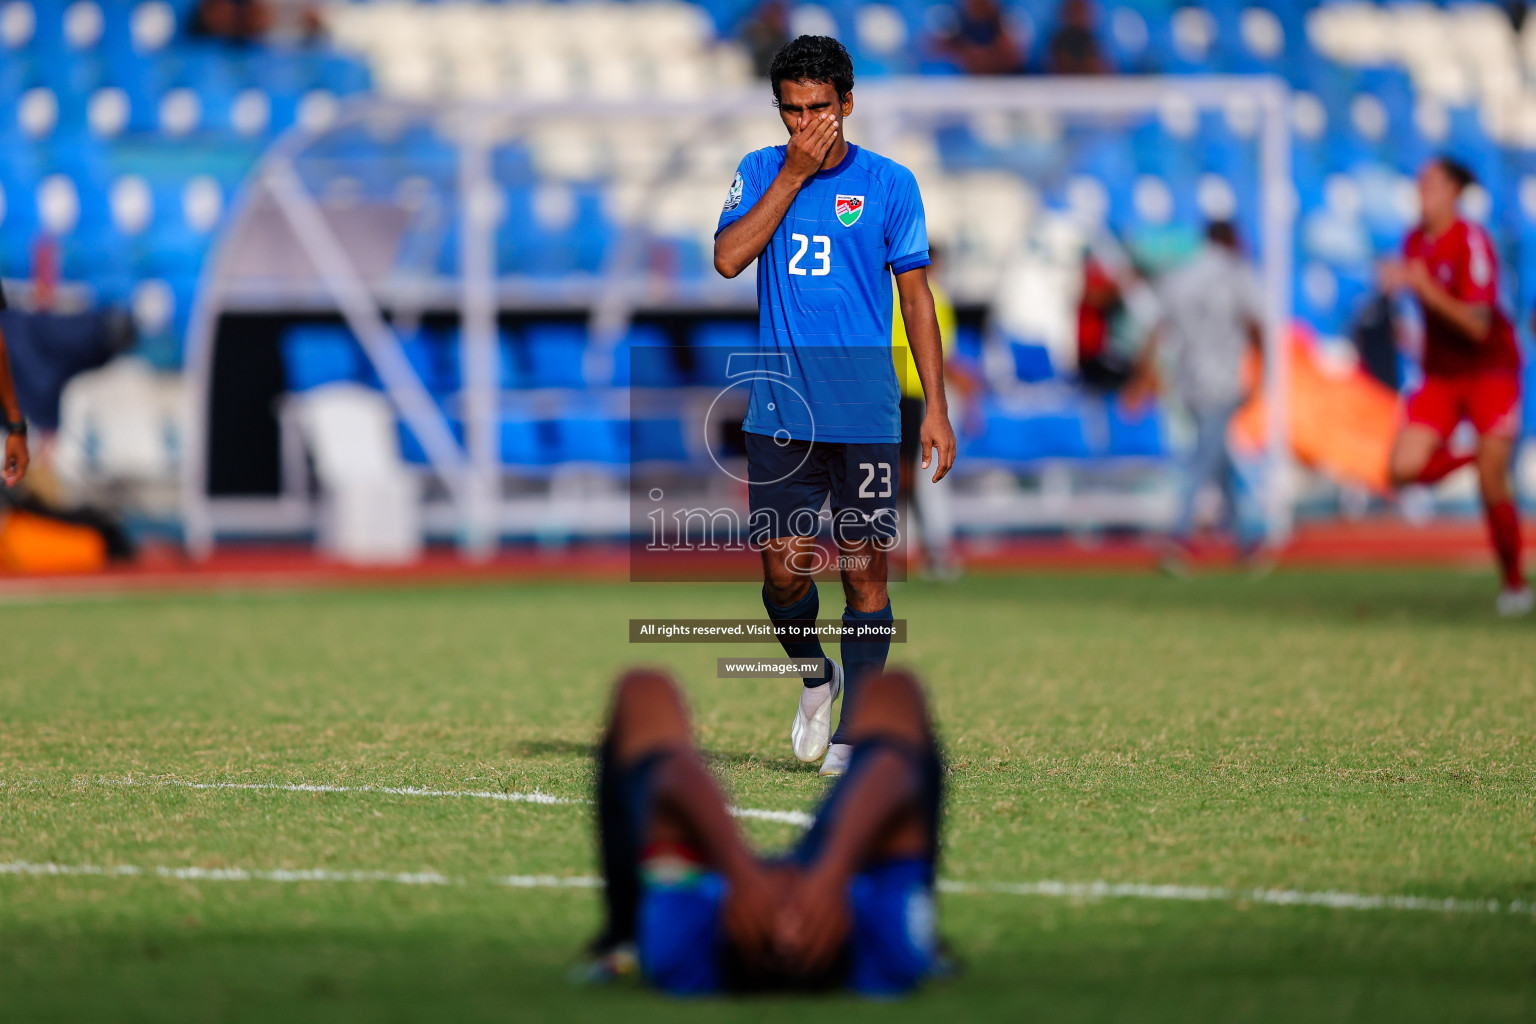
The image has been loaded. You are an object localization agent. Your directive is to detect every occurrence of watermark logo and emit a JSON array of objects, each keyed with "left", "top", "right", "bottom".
[{"left": 628, "top": 344, "right": 908, "bottom": 583}]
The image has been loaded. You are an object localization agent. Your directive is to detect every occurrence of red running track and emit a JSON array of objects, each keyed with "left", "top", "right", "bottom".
[{"left": 0, "top": 518, "right": 1508, "bottom": 599}]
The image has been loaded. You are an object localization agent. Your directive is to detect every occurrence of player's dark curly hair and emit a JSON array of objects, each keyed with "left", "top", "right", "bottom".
[
  {"left": 769, "top": 35, "right": 855, "bottom": 104},
  {"left": 1433, "top": 154, "right": 1475, "bottom": 191}
]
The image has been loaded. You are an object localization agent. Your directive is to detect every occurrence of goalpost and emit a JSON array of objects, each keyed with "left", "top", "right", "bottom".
[{"left": 181, "top": 75, "right": 1293, "bottom": 558}]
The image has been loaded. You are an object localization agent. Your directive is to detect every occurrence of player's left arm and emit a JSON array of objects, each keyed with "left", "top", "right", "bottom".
[
  {"left": 1407, "top": 268, "right": 1493, "bottom": 343},
  {"left": 895, "top": 268, "right": 956, "bottom": 483},
  {"left": 1404, "top": 231, "right": 1496, "bottom": 344},
  {"left": 776, "top": 747, "right": 925, "bottom": 971}
]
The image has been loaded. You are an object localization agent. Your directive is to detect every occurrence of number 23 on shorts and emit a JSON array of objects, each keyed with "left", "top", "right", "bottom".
[{"left": 859, "top": 462, "right": 892, "bottom": 498}]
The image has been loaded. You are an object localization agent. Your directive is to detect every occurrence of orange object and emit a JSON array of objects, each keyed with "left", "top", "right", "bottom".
[
  {"left": 0, "top": 509, "right": 108, "bottom": 574},
  {"left": 1232, "top": 328, "right": 1399, "bottom": 494}
]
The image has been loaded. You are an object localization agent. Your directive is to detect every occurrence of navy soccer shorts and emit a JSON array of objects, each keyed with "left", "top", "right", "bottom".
[{"left": 743, "top": 430, "right": 900, "bottom": 546}]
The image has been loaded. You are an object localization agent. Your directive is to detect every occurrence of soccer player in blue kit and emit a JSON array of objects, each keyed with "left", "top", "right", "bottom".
[{"left": 714, "top": 36, "right": 956, "bottom": 777}]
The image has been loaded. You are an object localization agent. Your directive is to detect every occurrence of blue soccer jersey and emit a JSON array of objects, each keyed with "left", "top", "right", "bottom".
[{"left": 716, "top": 144, "right": 930, "bottom": 444}]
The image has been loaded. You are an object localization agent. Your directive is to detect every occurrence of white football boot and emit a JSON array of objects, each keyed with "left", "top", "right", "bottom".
[
  {"left": 1496, "top": 586, "right": 1533, "bottom": 617},
  {"left": 791, "top": 659, "right": 843, "bottom": 763},
  {"left": 819, "top": 743, "right": 854, "bottom": 777}
]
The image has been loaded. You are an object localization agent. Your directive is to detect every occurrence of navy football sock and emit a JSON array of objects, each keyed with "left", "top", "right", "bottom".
[
  {"left": 762, "top": 584, "right": 832, "bottom": 687},
  {"left": 831, "top": 600, "right": 894, "bottom": 745},
  {"left": 592, "top": 739, "right": 638, "bottom": 950}
]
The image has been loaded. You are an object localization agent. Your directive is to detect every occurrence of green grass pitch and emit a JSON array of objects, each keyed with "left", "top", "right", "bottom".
[{"left": 2, "top": 568, "right": 1534, "bottom": 1022}]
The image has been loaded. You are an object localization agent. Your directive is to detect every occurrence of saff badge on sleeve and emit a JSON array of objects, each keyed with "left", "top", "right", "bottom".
[{"left": 835, "top": 194, "right": 864, "bottom": 227}]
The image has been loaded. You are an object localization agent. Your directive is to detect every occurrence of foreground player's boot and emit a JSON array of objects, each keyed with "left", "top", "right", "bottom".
[
  {"left": 1496, "top": 585, "right": 1533, "bottom": 617},
  {"left": 819, "top": 742, "right": 854, "bottom": 777},
  {"left": 568, "top": 941, "right": 638, "bottom": 986},
  {"left": 791, "top": 660, "right": 843, "bottom": 763}
]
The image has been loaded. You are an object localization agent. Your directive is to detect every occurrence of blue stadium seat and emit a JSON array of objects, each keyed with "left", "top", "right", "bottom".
[
  {"left": 282, "top": 325, "right": 363, "bottom": 391},
  {"left": 551, "top": 411, "right": 626, "bottom": 464},
  {"left": 629, "top": 417, "right": 690, "bottom": 464},
  {"left": 955, "top": 324, "right": 983, "bottom": 363},
  {"left": 1009, "top": 341, "right": 1055, "bottom": 382},
  {"left": 613, "top": 324, "right": 682, "bottom": 388},
  {"left": 964, "top": 402, "right": 1091, "bottom": 462},
  {"left": 499, "top": 413, "right": 551, "bottom": 469},
  {"left": 399, "top": 331, "right": 453, "bottom": 396},
  {"left": 439, "top": 328, "right": 521, "bottom": 392},
  {"left": 690, "top": 320, "right": 760, "bottom": 386},
  {"left": 523, "top": 322, "right": 588, "bottom": 389},
  {"left": 1103, "top": 398, "right": 1169, "bottom": 458},
  {"left": 1523, "top": 361, "right": 1536, "bottom": 439},
  {"left": 399, "top": 416, "right": 465, "bottom": 466}
]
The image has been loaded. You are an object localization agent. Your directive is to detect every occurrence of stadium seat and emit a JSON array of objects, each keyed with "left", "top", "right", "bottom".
[
  {"left": 551, "top": 408, "right": 626, "bottom": 465},
  {"left": 523, "top": 322, "right": 588, "bottom": 389},
  {"left": 629, "top": 416, "right": 690, "bottom": 464},
  {"left": 613, "top": 324, "right": 683, "bottom": 389},
  {"left": 499, "top": 412, "right": 552, "bottom": 469},
  {"left": 965, "top": 401, "right": 1091, "bottom": 463},
  {"left": 282, "top": 325, "right": 364, "bottom": 392},
  {"left": 1008, "top": 341, "right": 1055, "bottom": 383},
  {"left": 1102, "top": 398, "right": 1169, "bottom": 458},
  {"left": 689, "top": 320, "right": 760, "bottom": 386}
]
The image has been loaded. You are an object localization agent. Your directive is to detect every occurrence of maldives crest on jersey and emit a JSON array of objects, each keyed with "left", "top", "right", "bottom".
[{"left": 835, "top": 194, "right": 864, "bottom": 227}]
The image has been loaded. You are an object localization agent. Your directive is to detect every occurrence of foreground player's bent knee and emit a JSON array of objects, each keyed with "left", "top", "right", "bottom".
[
  {"left": 843, "top": 669, "right": 930, "bottom": 744},
  {"left": 607, "top": 669, "right": 692, "bottom": 761}
]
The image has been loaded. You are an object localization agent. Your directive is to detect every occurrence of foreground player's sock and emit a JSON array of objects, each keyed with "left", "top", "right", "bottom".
[
  {"left": 1416, "top": 449, "right": 1474, "bottom": 485},
  {"left": 763, "top": 584, "right": 832, "bottom": 687},
  {"left": 831, "top": 600, "right": 894, "bottom": 746},
  {"left": 1484, "top": 499, "right": 1525, "bottom": 590}
]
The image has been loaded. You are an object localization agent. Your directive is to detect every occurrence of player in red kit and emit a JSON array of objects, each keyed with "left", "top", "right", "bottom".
[{"left": 1381, "top": 156, "right": 1530, "bottom": 615}]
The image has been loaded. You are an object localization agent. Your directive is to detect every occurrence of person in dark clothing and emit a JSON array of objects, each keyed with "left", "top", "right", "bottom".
[
  {"left": 1047, "top": 0, "right": 1109, "bottom": 75},
  {"left": 1077, "top": 253, "right": 1134, "bottom": 391},
  {"left": 583, "top": 666, "right": 944, "bottom": 996},
  {"left": 1353, "top": 292, "right": 1401, "bottom": 392},
  {"left": 933, "top": 0, "right": 1027, "bottom": 75},
  {"left": 0, "top": 280, "right": 30, "bottom": 486},
  {"left": 739, "top": 0, "right": 791, "bottom": 80}
]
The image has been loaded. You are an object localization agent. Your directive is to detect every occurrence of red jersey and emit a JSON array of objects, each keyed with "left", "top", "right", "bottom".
[{"left": 1403, "top": 219, "right": 1520, "bottom": 377}]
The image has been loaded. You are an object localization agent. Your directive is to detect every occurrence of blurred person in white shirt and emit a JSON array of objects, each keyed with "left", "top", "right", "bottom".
[{"left": 1131, "top": 221, "right": 1264, "bottom": 570}]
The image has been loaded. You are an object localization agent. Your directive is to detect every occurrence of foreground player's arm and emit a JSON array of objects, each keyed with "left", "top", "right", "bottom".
[
  {"left": 650, "top": 750, "right": 780, "bottom": 965},
  {"left": 713, "top": 115, "right": 838, "bottom": 279},
  {"left": 776, "top": 749, "right": 926, "bottom": 971},
  {"left": 895, "top": 268, "right": 956, "bottom": 482},
  {"left": 0, "top": 299, "right": 27, "bottom": 486}
]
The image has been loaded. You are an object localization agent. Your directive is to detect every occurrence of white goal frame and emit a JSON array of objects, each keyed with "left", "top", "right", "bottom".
[{"left": 180, "top": 76, "right": 1293, "bottom": 558}]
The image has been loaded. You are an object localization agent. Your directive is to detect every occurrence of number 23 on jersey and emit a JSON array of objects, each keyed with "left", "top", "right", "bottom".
[{"left": 788, "top": 233, "right": 831, "bottom": 277}]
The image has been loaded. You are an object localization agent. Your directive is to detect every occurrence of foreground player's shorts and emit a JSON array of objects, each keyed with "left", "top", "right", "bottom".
[
  {"left": 1404, "top": 371, "right": 1521, "bottom": 441},
  {"left": 744, "top": 431, "right": 900, "bottom": 545},
  {"left": 636, "top": 856, "right": 936, "bottom": 996}
]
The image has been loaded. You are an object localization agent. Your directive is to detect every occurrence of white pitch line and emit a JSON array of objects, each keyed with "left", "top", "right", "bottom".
[
  {"left": 0, "top": 861, "right": 455, "bottom": 886},
  {"left": 4, "top": 860, "right": 1532, "bottom": 918},
  {"left": 936, "top": 879, "right": 1536, "bottom": 917},
  {"left": 96, "top": 777, "right": 816, "bottom": 828}
]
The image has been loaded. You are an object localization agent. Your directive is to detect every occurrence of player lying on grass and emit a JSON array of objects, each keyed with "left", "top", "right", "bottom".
[{"left": 584, "top": 666, "right": 944, "bottom": 995}]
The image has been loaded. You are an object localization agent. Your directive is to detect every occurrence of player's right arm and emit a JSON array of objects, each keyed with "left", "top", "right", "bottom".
[{"left": 713, "top": 115, "right": 838, "bottom": 279}]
